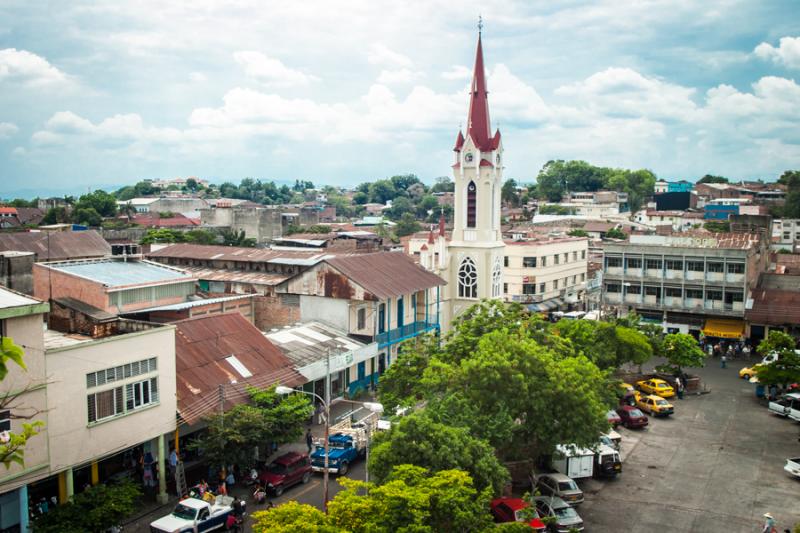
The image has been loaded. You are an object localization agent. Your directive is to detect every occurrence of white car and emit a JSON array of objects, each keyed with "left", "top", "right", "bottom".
[{"left": 785, "top": 457, "right": 800, "bottom": 479}]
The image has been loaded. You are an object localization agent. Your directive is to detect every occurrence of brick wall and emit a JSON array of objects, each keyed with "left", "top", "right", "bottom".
[
  {"left": 255, "top": 294, "right": 300, "bottom": 330},
  {"left": 34, "top": 264, "right": 109, "bottom": 310}
]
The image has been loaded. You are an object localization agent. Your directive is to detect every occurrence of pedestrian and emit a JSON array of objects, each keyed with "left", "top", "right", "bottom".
[
  {"left": 743, "top": 344, "right": 751, "bottom": 358},
  {"left": 253, "top": 483, "right": 266, "bottom": 505},
  {"left": 305, "top": 428, "right": 313, "bottom": 454},
  {"left": 721, "top": 354, "right": 727, "bottom": 369},
  {"left": 169, "top": 448, "right": 178, "bottom": 476},
  {"left": 675, "top": 377, "right": 684, "bottom": 399},
  {"left": 761, "top": 512, "right": 776, "bottom": 533}
]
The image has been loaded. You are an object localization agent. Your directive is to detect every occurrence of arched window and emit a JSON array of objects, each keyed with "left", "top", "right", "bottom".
[
  {"left": 466, "top": 181, "right": 477, "bottom": 228},
  {"left": 458, "top": 257, "right": 478, "bottom": 299},
  {"left": 492, "top": 256, "right": 502, "bottom": 298}
]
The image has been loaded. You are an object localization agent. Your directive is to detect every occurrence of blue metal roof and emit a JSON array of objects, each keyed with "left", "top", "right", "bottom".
[{"left": 51, "top": 259, "right": 191, "bottom": 287}]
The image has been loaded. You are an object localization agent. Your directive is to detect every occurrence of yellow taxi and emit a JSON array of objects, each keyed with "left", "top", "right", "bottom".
[
  {"left": 618, "top": 382, "right": 636, "bottom": 397},
  {"left": 636, "top": 378, "right": 675, "bottom": 398},
  {"left": 635, "top": 394, "right": 674, "bottom": 416},
  {"left": 739, "top": 365, "right": 761, "bottom": 380}
]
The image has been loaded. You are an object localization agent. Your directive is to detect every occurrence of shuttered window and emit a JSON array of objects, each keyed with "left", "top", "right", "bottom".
[{"left": 88, "top": 386, "right": 124, "bottom": 423}]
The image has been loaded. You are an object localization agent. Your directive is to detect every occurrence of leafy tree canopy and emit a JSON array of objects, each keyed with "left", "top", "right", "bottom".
[
  {"left": 554, "top": 320, "right": 652, "bottom": 369},
  {"left": 72, "top": 207, "right": 102, "bottom": 227},
  {"left": 755, "top": 331, "right": 800, "bottom": 386},
  {"left": 567, "top": 229, "right": 588, "bottom": 237},
  {"left": 697, "top": 174, "right": 729, "bottom": 184},
  {"left": 75, "top": 190, "right": 117, "bottom": 217},
  {"left": 394, "top": 213, "right": 421, "bottom": 237},
  {"left": 604, "top": 228, "right": 626, "bottom": 240},
  {"left": 658, "top": 333, "right": 706, "bottom": 374},
  {"left": 431, "top": 176, "right": 454, "bottom": 193},
  {"left": 32, "top": 480, "right": 140, "bottom": 533},
  {"left": 703, "top": 221, "right": 730, "bottom": 233}
]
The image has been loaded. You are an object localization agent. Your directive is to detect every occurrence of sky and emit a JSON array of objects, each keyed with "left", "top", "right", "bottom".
[{"left": 0, "top": 1, "right": 799, "bottom": 197}]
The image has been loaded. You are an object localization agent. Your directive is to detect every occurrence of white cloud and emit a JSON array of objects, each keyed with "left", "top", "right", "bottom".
[
  {"left": 0, "top": 48, "right": 70, "bottom": 87},
  {"left": 189, "top": 71, "right": 208, "bottom": 83},
  {"left": 0, "top": 122, "right": 19, "bottom": 139},
  {"left": 11, "top": 147, "right": 26, "bottom": 156},
  {"left": 233, "top": 51, "right": 318, "bottom": 87},
  {"left": 754, "top": 36, "right": 800, "bottom": 69},
  {"left": 367, "top": 44, "right": 412, "bottom": 68},
  {"left": 376, "top": 68, "right": 421, "bottom": 84},
  {"left": 441, "top": 65, "right": 471, "bottom": 80}
]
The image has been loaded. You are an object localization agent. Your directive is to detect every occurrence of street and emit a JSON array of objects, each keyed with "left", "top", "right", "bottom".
[{"left": 580, "top": 356, "right": 800, "bottom": 532}]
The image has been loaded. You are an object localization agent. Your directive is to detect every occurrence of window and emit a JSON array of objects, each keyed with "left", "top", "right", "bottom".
[
  {"left": 126, "top": 378, "right": 159, "bottom": 411},
  {"left": 523, "top": 257, "right": 537, "bottom": 268},
  {"left": 573, "top": 251, "right": 577, "bottom": 261},
  {"left": 564, "top": 253, "right": 569, "bottom": 263},
  {"left": 665, "top": 260, "right": 683, "bottom": 270},
  {"left": 707, "top": 262, "right": 724, "bottom": 273},
  {"left": 492, "top": 257, "right": 503, "bottom": 298},
  {"left": 685, "top": 288, "right": 703, "bottom": 299},
  {"left": 665, "top": 287, "right": 682, "bottom": 297},
  {"left": 541, "top": 256, "right": 547, "bottom": 267},
  {"left": 88, "top": 387, "right": 124, "bottom": 423},
  {"left": 554, "top": 254, "right": 560, "bottom": 265},
  {"left": 625, "top": 285, "right": 641, "bottom": 295},
  {"left": 626, "top": 258, "right": 642, "bottom": 269},
  {"left": 523, "top": 284, "right": 536, "bottom": 295},
  {"left": 687, "top": 261, "right": 705, "bottom": 272},
  {"left": 728, "top": 291, "right": 744, "bottom": 302},
  {"left": 606, "top": 257, "right": 622, "bottom": 268},
  {"left": 458, "top": 257, "right": 478, "bottom": 298},
  {"left": 580, "top": 273, "right": 585, "bottom": 282},
  {"left": 553, "top": 280, "right": 559, "bottom": 290},
  {"left": 539, "top": 283, "right": 546, "bottom": 293},
  {"left": 357, "top": 308, "right": 366, "bottom": 330},
  {"left": 87, "top": 358, "right": 157, "bottom": 389},
  {"left": 571, "top": 276, "right": 576, "bottom": 285},
  {"left": 706, "top": 290, "right": 722, "bottom": 301},
  {"left": 503, "top": 283, "right": 508, "bottom": 294},
  {"left": 644, "top": 286, "right": 660, "bottom": 296},
  {"left": 784, "top": 232, "right": 791, "bottom": 240},
  {"left": 727, "top": 263, "right": 744, "bottom": 274},
  {"left": 466, "top": 181, "right": 477, "bottom": 228},
  {"left": 645, "top": 258, "right": 662, "bottom": 270},
  {"left": 504, "top": 256, "right": 509, "bottom": 267},
  {"left": 581, "top": 250, "right": 586, "bottom": 260},
  {"left": 606, "top": 283, "right": 621, "bottom": 293},
  {"left": 0, "top": 410, "right": 10, "bottom": 432}
]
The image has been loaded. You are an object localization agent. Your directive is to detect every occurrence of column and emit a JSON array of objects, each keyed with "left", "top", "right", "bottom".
[
  {"left": 18, "top": 485, "right": 29, "bottom": 532},
  {"left": 157, "top": 434, "right": 168, "bottom": 504},
  {"left": 91, "top": 462, "right": 99, "bottom": 485},
  {"left": 65, "top": 468, "right": 74, "bottom": 501}
]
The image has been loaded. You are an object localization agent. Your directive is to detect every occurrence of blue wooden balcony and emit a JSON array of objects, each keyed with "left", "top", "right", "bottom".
[{"left": 375, "top": 320, "right": 439, "bottom": 348}]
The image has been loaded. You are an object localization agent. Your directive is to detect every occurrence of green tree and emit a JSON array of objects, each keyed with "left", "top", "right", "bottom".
[
  {"left": 388, "top": 197, "right": 413, "bottom": 220},
  {"left": 222, "top": 229, "right": 256, "bottom": 247},
  {"left": 605, "top": 168, "right": 656, "bottom": 212},
  {"left": 501, "top": 179, "right": 520, "bottom": 207},
  {"left": 328, "top": 466, "right": 493, "bottom": 533},
  {"left": 416, "top": 195, "right": 439, "bottom": 218},
  {"left": 431, "top": 176, "right": 454, "bottom": 193},
  {"left": 604, "top": 228, "right": 626, "bottom": 240},
  {"left": 75, "top": 190, "right": 117, "bottom": 217},
  {"left": 0, "top": 337, "right": 44, "bottom": 468},
  {"left": 252, "top": 501, "right": 337, "bottom": 533},
  {"left": 189, "top": 386, "right": 312, "bottom": 472},
  {"left": 755, "top": 331, "right": 800, "bottom": 387},
  {"left": 306, "top": 225, "right": 332, "bottom": 234},
  {"left": 352, "top": 192, "right": 368, "bottom": 205},
  {"left": 185, "top": 178, "right": 199, "bottom": 192},
  {"left": 369, "top": 180, "right": 397, "bottom": 204},
  {"left": 781, "top": 171, "right": 800, "bottom": 218},
  {"left": 567, "top": 229, "right": 588, "bottom": 237},
  {"left": 703, "top": 221, "right": 730, "bottom": 233},
  {"left": 697, "top": 174, "right": 729, "bottom": 184},
  {"left": 31, "top": 479, "right": 141, "bottom": 533},
  {"left": 535, "top": 160, "right": 610, "bottom": 201},
  {"left": 658, "top": 333, "right": 706, "bottom": 374},
  {"left": 368, "top": 412, "right": 509, "bottom": 493},
  {"left": 394, "top": 213, "right": 421, "bottom": 237},
  {"left": 41, "top": 207, "right": 70, "bottom": 225},
  {"left": 390, "top": 174, "right": 420, "bottom": 192},
  {"left": 140, "top": 228, "right": 185, "bottom": 245},
  {"left": 555, "top": 320, "right": 652, "bottom": 370},
  {"left": 183, "top": 229, "right": 218, "bottom": 245},
  {"left": 72, "top": 207, "right": 103, "bottom": 227}
]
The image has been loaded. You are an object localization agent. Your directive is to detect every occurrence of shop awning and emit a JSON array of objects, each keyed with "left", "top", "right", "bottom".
[
  {"left": 527, "top": 298, "right": 564, "bottom": 313},
  {"left": 702, "top": 319, "right": 745, "bottom": 339}
]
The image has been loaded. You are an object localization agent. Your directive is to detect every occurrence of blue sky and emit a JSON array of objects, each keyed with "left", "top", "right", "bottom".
[{"left": 1, "top": 1, "right": 798, "bottom": 196}]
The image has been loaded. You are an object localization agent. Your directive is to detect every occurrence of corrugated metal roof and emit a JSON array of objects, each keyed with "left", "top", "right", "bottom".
[
  {"left": 128, "top": 294, "right": 254, "bottom": 313},
  {"left": 0, "top": 230, "right": 110, "bottom": 260},
  {"left": 265, "top": 321, "right": 366, "bottom": 368},
  {"left": 175, "top": 313, "right": 304, "bottom": 424},
  {"left": 325, "top": 252, "right": 445, "bottom": 300},
  {"left": 179, "top": 266, "right": 291, "bottom": 286},
  {"left": 45, "top": 258, "right": 192, "bottom": 288},
  {"left": 53, "top": 297, "right": 117, "bottom": 321},
  {"left": 147, "top": 243, "right": 329, "bottom": 263},
  {"left": 746, "top": 288, "right": 800, "bottom": 325},
  {"left": 0, "top": 286, "right": 43, "bottom": 310}
]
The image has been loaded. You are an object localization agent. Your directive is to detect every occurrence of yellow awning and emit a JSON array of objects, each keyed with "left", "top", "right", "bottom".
[{"left": 702, "top": 319, "right": 745, "bottom": 339}]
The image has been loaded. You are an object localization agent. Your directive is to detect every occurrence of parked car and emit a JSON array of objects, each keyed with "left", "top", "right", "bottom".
[
  {"left": 784, "top": 458, "right": 800, "bottom": 479},
  {"left": 599, "top": 430, "right": 622, "bottom": 450},
  {"left": 490, "top": 497, "right": 547, "bottom": 531},
  {"left": 636, "top": 378, "right": 675, "bottom": 398},
  {"left": 594, "top": 444, "right": 622, "bottom": 479},
  {"left": 616, "top": 405, "right": 649, "bottom": 429},
  {"left": 150, "top": 496, "right": 236, "bottom": 533},
  {"left": 635, "top": 394, "right": 674, "bottom": 417},
  {"left": 739, "top": 365, "right": 761, "bottom": 380},
  {"left": 258, "top": 452, "right": 312, "bottom": 496},
  {"left": 532, "top": 496, "right": 584, "bottom": 532},
  {"left": 535, "top": 472, "right": 584, "bottom": 505},
  {"left": 606, "top": 409, "right": 622, "bottom": 427},
  {"left": 617, "top": 382, "right": 636, "bottom": 398},
  {"left": 768, "top": 392, "right": 800, "bottom": 421}
]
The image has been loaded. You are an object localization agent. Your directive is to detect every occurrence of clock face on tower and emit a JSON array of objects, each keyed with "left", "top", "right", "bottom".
[
  {"left": 465, "top": 153, "right": 473, "bottom": 163},
  {"left": 496, "top": 154, "right": 501, "bottom": 164}
]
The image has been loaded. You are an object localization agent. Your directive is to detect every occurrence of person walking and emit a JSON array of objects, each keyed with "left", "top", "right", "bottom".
[
  {"left": 305, "top": 428, "right": 313, "bottom": 455},
  {"left": 675, "top": 376, "right": 684, "bottom": 400},
  {"left": 721, "top": 353, "right": 727, "bottom": 369},
  {"left": 761, "top": 512, "right": 776, "bottom": 533}
]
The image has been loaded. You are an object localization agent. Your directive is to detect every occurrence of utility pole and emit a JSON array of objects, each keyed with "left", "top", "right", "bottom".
[{"left": 323, "top": 348, "right": 330, "bottom": 512}]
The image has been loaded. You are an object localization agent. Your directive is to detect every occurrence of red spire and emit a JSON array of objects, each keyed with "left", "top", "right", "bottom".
[
  {"left": 465, "top": 33, "right": 493, "bottom": 152},
  {"left": 453, "top": 130, "right": 465, "bottom": 152},
  {"left": 439, "top": 214, "right": 446, "bottom": 237},
  {"left": 427, "top": 226, "right": 435, "bottom": 244}
]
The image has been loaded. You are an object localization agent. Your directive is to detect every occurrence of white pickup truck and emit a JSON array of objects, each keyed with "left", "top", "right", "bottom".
[
  {"left": 768, "top": 392, "right": 800, "bottom": 421},
  {"left": 785, "top": 458, "right": 800, "bottom": 479},
  {"left": 150, "top": 496, "right": 236, "bottom": 533}
]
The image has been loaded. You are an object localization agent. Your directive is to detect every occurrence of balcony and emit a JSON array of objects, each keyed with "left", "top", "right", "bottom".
[
  {"left": 685, "top": 271, "right": 705, "bottom": 282},
  {"left": 604, "top": 293, "right": 622, "bottom": 304},
  {"left": 707, "top": 272, "right": 724, "bottom": 282},
  {"left": 665, "top": 269, "right": 683, "bottom": 280},
  {"left": 725, "top": 273, "right": 745, "bottom": 284},
  {"left": 375, "top": 320, "right": 439, "bottom": 348},
  {"left": 606, "top": 267, "right": 623, "bottom": 276}
]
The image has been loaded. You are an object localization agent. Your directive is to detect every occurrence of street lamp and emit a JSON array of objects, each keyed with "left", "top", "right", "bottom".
[{"left": 275, "top": 385, "right": 331, "bottom": 513}]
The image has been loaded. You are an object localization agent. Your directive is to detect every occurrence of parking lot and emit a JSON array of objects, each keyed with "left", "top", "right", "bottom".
[{"left": 580, "top": 357, "right": 800, "bottom": 533}]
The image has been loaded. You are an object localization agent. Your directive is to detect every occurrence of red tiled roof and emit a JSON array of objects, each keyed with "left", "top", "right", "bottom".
[
  {"left": 480, "top": 158, "right": 493, "bottom": 167},
  {"left": 453, "top": 130, "right": 465, "bottom": 152},
  {"left": 0, "top": 207, "right": 18, "bottom": 215},
  {"left": 174, "top": 313, "right": 304, "bottom": 424},
  {"left": 325, "top": 252, "right": 445, "bottom": 300}
]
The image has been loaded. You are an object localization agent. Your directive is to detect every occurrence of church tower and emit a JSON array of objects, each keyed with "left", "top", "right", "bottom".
[{"left": 445, "top": 27, "right": 506, "bottom": 324}]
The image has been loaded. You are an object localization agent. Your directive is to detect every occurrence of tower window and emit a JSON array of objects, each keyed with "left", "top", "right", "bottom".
[
  {"left": 466, "top": 181, "right": 477, "bottom": 228},
  {"left": 492, "top": 257, "right": 502, "bottom": 298},
  {"left": 458, "top": 257, "right": 478, "bottom": 299}
]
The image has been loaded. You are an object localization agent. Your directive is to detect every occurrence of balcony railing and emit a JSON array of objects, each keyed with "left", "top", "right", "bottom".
[{"left": 375, "top": 320, "right": 439, "bottom": 348}]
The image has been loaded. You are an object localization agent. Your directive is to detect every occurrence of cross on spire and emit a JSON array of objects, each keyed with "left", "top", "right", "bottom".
[{"left": 478, "top": 15, "right": 483, "bottom": 35}]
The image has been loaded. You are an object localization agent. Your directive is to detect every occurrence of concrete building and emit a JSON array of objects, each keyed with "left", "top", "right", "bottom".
[
  {"left": 0, "top": 230, "right": 111, "bottom": 262},
  {"left": 772, "top": 219, "right": 800, "bottom": 252},
  {"left": 34, "top": 258, "right": 195, "bottom": 315},
  {"left": 0, "top": 251, "right": 35, "bottom": 294},
  {"left": 118, "top": 197, "right": 209, "bottom": 215},
  {"left": 502, "top": 236, "right": 589, "bottom": 312},
  {"left": 602, "top": 232, "right": 768, "bottom": 336}
]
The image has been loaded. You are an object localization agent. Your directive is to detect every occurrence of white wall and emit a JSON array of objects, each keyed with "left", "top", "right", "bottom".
[{"left": 299, "top": 295, "right": 349, "bottom": 331}]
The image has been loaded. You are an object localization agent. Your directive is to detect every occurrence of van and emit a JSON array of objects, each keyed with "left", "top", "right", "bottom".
[{"left": 594, "top": 444, "right": 622, "bottom": 478}]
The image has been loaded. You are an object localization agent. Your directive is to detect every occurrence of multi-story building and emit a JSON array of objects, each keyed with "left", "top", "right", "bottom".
[
  {"left": 502, "top": 237, "right": 588, "bottom": 312},
  {"left": 602, "top": 232, "right": 768, "bottom": 336},
  {"left": 772, "top": 219, "right": 800, "bottom": 252}
]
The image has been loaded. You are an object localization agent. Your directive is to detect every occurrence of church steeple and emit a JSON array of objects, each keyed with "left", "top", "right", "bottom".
[{"left": 466, "top": 32, "right": 493, "bottom": 152}]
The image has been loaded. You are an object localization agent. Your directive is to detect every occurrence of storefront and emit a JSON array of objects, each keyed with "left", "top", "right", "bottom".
[{"left": 702, "top": 319, "right": 745, "bottom": 340}]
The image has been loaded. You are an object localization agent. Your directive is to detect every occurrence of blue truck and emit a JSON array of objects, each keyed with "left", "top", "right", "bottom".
[{"left": 311, "top": 421, "right": 367, "bottom": 476}]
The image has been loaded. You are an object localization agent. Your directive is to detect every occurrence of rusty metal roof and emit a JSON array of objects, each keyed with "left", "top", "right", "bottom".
[
  {"left": 746, "top": 288, "right": 800, "bottom": 326},
  {"left": 174, "top": 313, "right": 304, "bottom": 424},
  {"left": 0, "top": 230, "right": 110, "bottom": 260},
  {"left": 147, "top": 243, "right": 329, "bottom": 263},
  {"left": 179, "top": 266, "right": 291, "bottom": 286},
  {"left": 325, "top": 252, "right": 445, "bottom": 300}
]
